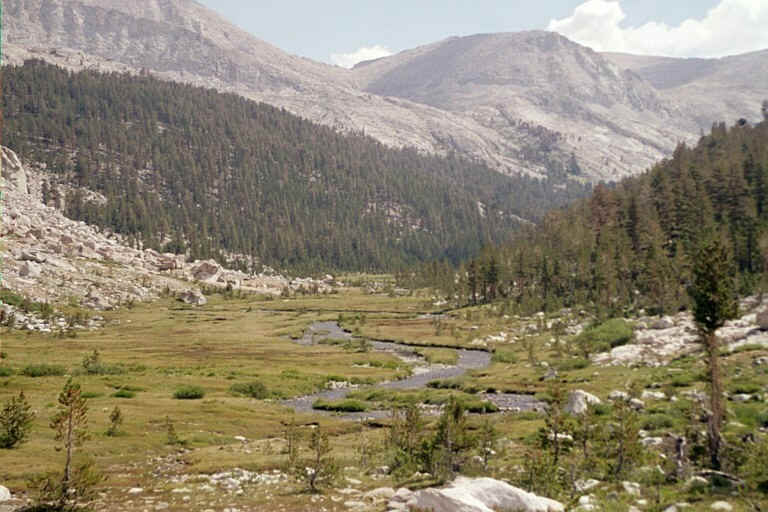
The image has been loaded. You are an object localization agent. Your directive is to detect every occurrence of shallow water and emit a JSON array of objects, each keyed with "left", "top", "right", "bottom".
[{"left": 282, "top": 322, "right": 544, "bottom": 419}]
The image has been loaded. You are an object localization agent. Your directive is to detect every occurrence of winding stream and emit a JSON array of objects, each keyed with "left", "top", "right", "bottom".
[{"left": 282, "top": 322, "right": 545, "bottom": 419}]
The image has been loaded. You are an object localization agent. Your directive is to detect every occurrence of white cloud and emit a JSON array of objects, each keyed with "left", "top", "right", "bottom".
[
  {"left": 548, "top": 0, "right": 768, "bottom": 57},
  {"left": 330, "top": 45, "right": 393, "bottom": 68}
]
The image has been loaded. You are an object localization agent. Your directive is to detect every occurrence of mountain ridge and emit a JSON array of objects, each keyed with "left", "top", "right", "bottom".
[{"left": 4, "top": 0, "right": 768, "bottom": 182}]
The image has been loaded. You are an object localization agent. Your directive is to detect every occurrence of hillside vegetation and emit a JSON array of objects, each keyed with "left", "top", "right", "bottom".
[
  {"left": 1, "top": 61, "right": 589, "bottom": 272},
  {"left": 409, "top": 115, "right": 768, "bottom": 314}
]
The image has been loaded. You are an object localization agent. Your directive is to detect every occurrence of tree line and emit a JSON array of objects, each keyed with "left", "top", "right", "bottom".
[{"left": 403, "top": 113, "right": 768, "bottom": 316}]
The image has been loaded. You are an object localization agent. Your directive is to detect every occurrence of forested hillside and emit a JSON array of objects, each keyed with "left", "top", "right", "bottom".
[
  {"left": 1, "top": 61, "right": 588, "bottom": 272},
  {"left": 408, "top": 115, "right": 768, "bottom": 314}
]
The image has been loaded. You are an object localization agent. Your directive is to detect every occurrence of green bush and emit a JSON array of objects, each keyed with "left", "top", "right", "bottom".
[
  {"left": 21, "top": 364, "right": 66, "bottom": 377},
  {"left": 0, "top": 367, "right": 15, "bottom": 377},
  {"left": 112, "top": 389, "right": 136, "bottom": 399},
  {"left": 427, "top": 379, "right": 463, "bottom": 390},
  {"left": 492, "top": 349, "right": 518, "bottom": 364},
  {"left": 173, "top": 386, "right": 205, "bottom": 400},
  {"left": 312, "top": 399, "right": 367, "bottom": 412},
  {"left": 730, "top": 381, "right": 762, "bottom": 395},
  {"left": 229, "top": 381, "right": 269, "bottom": 399},
  {"left": 574, "top": 318, "right": 633, "bottom": 355}
]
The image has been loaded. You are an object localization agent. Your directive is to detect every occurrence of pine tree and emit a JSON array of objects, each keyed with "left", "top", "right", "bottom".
[
  {"left": 0, "top": 391, "right": 36, "bottom": 449},
  {"left": 688, "top": 237, "right": 738, "bottom": 470}
]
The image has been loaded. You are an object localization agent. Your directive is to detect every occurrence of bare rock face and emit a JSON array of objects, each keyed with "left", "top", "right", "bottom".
[
  {"left": 1, "top": 147, "right": 29, "bottom": 195},
  {"left": 407, "top": 477, "right": 564, "bottom": 512}
]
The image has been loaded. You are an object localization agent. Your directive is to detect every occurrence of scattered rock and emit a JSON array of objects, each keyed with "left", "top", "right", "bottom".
[
  {"left": 565, "top": 390, "right": 601, "bottom": 415},
  {"left": 408, "top": 477, "right": 564, "bottom": 512},
  {"left": 651, "top": 317, "right": 675, "bottom": 330},
  {"left": 0, "top": 486, "right": 11, "bottom": 502},
  {"left": 710, "top": 502, "right": 733, "bottom": 511},
  {"left": 755, "top": 356, "right": 768, "bottom": 366}
]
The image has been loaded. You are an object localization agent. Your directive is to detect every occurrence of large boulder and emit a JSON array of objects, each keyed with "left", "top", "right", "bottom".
[
  {"left": 408, "top": 477, "right": 564, "bottom": 512},
  {"left": 191, "top": 260, "right": 222, "bottom": 282},
  {"left": 757, "top": 308, "right": 768, "bottom": 330},
  {"left": 565, "top": 390, "right": 601, "bottom": 415},
  {"left": 179, "top": 290, "right": 207, "bottom": 306},
  {"left": 0, "top": 485, "right": 11, "bottom": 501}
]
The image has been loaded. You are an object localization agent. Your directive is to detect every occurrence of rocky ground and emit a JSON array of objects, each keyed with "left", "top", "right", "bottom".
[{"left": 1, "top": 146, "right": 338, "bottom": 321}]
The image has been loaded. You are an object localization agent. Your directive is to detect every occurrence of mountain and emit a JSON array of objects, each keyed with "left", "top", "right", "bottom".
[
  {"left": 603, "top": 49, "right": 768, "bottom": 127},
  {"left": 352, "top": 31, "right": 690, "bottom": 182},
  {"left": 2, "top": 61, "right": 588, "bottom": 272},
  {"left": 4, "top": 0, "right": 768, "bottom": 183}
]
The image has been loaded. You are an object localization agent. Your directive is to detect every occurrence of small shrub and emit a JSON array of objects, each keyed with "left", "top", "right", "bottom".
[
  {"left": 22, "top": 364, "right": 66, "bottom": 377},
  {"left": 312, "top": 399, "right": 367, "bottom": 412},
  {"left": 642, "top": 413, "right": 676, "bottom": 431},
  {"left": 0, "top": 367, "right": 15, "bottom": 377},
  {"left": 173, "top": 386, "right": 205, "bottom": 400},
  {"left": 729, "top": 381, "right": 762, "bottom": 395},
  {"left": 463, "top": 400, "right": 499, "bottom": 414},
  {"left": 492, "top": 349, "right": 518, "bottom": 364},
  {"left": 106, "top": 406, "right": 123, "bottom": 437},
  {"left": 574, "top": 318, "right": 633, "bottom": 355},
  {"left": 80, "top": 349, "right": 125, "bottom": 376},
  {"left": 111, "top": 389, "right": 136, "bottom": 399},
  {"left": 555, "top": 358, "right": 590, "bottom": 371},
  {"left": 81, "top": 392, "right": 104, "bottom": 399},
  {"left": 229, "top": 381, "right": 269, "bottom": 399}
]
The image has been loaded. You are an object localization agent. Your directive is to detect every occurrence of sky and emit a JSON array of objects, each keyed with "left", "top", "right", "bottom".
[{"left": 196, "top": 0, "right": 768, "bottom": 68}]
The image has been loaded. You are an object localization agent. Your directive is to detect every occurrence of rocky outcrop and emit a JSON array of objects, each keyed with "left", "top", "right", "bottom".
[
  {"left": 405, "top": 477, "right": 564, "bottom": 512},
  {"left": 594, "top": 302, "right": 768, "bottom": 366}
]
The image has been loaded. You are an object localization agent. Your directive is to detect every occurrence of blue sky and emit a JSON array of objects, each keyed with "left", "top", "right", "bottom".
[{"left": 196, "top": 0, "right": 768, "bottom": 66}]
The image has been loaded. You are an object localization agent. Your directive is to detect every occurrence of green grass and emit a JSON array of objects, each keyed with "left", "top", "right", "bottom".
[
  {"left": 229, "top": 381, "right": 270, "bottom": 399},
  {"left": 21, "top": 364, "right": 67, "bottom": 377}
]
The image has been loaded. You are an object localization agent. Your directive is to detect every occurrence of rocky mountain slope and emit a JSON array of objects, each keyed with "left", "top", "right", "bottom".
[
  {"left": 3, "top": 0, "right": 767, "bottom": 182},
  {"left": 0, "top": 146, "right": 336, "bottom": 325}
]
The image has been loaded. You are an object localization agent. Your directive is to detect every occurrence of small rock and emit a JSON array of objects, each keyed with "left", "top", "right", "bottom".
[
  {"left": 710, "top": 502, "right": 733, "bottom": 511},
  {"left": 608, "top": 390, "right": 629, "bottom": 401},
  {"left": 0, "top": 486, "right": 11, "bottom": 502},
  {"left": 629, "top": 398, "right": 645, "bottom": 410},
  {"left": 179, "top": 290, "right": 208, "bottom": 306},
  {"left": 365, "top": 487, "right": 395, "bottom": 501},
  {"left": 127, "top": 488, "right": 144, "bottom": 494},
  {"left": 730, "top": 394, "right": 752, "bottom": 402},
  {"left": 574, "top": 479, "right": 600, "bottom": 492},
  {"left": 641, "top": 390, "right": 666, "bottom": 401},
  {"left": 651, "top": 317, "right": 675, "bottom": 330},
  {"left": 754, "top": 356, "right": 768, "bottom": 366},
  {"left": 622, "top": 481, "right": 641, "bottom": 496},
  {"left": 390, "top": 488, "right": 414, "bottom": 503}
]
